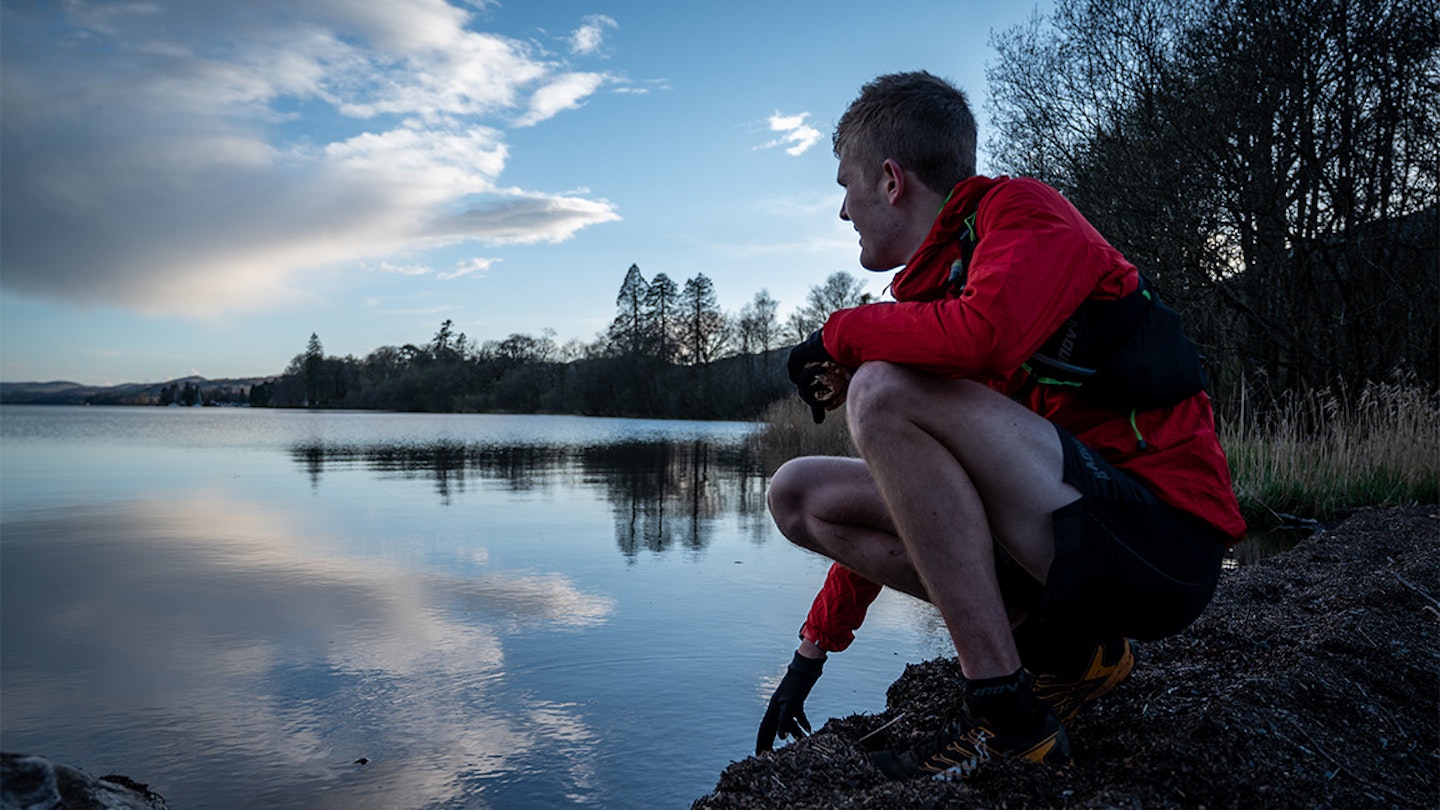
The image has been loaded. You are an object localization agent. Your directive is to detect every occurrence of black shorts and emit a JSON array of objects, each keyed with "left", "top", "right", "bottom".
[{"left": 996, "top": 425, "right": 1227, "bottom": 645}]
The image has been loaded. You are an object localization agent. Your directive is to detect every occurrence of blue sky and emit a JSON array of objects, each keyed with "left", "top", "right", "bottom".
[{"left": 1, "top": 0, "right": 1049, "bottom": 385}]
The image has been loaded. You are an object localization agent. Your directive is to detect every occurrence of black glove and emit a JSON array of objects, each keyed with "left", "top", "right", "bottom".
[
  {"left": 786, "top": 330, "right": 834, "bottom": 424},
  {"left": 755, "top": 650, "right": 825, "bottom": 754}
]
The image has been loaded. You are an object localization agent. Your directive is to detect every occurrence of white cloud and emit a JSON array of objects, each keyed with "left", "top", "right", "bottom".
[
  {"left": 439, "top": 257, "right": 498, "bottom": 280},
  {"left": 515, "top": 72, "right": 606, "bottom": 127},
  {"left": 757, "top": 110, "right": 822, "bottom": 156},
  {"left": 429, "top": 192, "right": 621, "bottom": 244},
  {"left": 0, "top": 1, "right": 623, "bottom": 316},
  {"left": 569, "top": 15, "right": 617, "bottom": 56},
  {"left": 610, "top": 78, "right": 671, "bottom": 95},
  {"left": 381, "top": 262, "right": 434, "bottom": 276},
  {"left": 324, "top": 124, "right": 509, "bottom": 196},
  {"left": 768, "top": 112, "right": 809, "bottom": 132}
]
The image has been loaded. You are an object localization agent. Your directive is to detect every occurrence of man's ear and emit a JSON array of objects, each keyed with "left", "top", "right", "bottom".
[{"left": 880, "top": 159, "right": 906, "bottom": 205}]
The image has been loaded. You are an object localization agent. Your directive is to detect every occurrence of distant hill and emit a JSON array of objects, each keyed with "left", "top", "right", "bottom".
[{"left": 0, "top": 376, "right": 270, "bottom": 406}]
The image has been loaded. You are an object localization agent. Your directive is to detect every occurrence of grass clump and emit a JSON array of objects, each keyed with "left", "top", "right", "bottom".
[
  {"left": 1218, "top": 374, "right": 1439, "bottom": 526},
  {"left": 747, "top": 398, "right": 856, "bottom": 474}
]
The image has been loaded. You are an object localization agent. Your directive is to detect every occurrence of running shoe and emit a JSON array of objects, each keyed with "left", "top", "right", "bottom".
[
  {"left": 1030, "top": 637, "right": 1135, "bottom": 722},
  {"left": 870, "top": 710, "right": 1070, "bottom": 781}
]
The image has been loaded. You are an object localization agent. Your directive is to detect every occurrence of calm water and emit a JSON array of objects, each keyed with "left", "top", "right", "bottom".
[{"left": 0, "top": 406, "right": 948, "bottom": 809}]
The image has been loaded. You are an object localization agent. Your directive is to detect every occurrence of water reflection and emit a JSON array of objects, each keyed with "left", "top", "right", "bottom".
[
  {"left": 1, "top": 409, "right": 952, "bottom": 808},
  {"left": 290, "top": 439, "right": 774, "bottom": 558},
  {"left": 291, "top": 442, "right": 576, "bottom": 499},
  {"left": 0, "top": 494, "right": 615, "bottom": 808},
  {"left": 5, "top": 412, "right": 961, "bottom": 801}
]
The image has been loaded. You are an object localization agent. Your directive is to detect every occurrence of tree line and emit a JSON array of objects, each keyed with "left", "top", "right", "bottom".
[
  {"left": 986, "top": 0, "right": 1438, "bottom": 402},
  {"left": 242, "top": 267, "right": 873, "bottom": 420},
  {"left": 158, "top": 381, "right": 249, "bottom": 406}
]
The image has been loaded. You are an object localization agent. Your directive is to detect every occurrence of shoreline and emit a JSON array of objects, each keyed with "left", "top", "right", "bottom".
[{"left": 693, "top": 504, "right": 1439, "bottom": 809}]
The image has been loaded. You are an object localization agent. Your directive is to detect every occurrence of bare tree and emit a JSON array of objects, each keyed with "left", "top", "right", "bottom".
[
  {"left": 988, "top": 0, "right": 1439, "bottom": 395},
  {"left": 737, "top": 289, "right": 781, "bottom": 355},
  {"left": 787, "top": 271, "right": 874, "bottom": 340}
]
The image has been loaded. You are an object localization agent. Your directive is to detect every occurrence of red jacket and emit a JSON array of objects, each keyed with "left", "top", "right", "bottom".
[{"left": 799, "top": 175, "right": 1246, "bottom": 653}]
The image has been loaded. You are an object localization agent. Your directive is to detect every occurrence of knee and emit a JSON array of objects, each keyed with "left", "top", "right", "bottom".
[
  {"left": 845, "top": 362, "right": 922, "bottom": 445},
  {"left": 846, "top": 360, "right": 903, "bottom": 409},
  {"left": 846, "top": 362, "right": 989, "bottom": 449},
  {"left": 766, "top": 458, "right": 823, "bottom": 545}
]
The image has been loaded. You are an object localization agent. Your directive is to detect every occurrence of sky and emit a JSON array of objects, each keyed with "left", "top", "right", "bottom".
[{"left": 1, "top": 0, "right": 1051, "bottom": 385}]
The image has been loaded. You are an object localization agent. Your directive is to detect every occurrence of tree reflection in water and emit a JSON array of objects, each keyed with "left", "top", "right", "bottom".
[{"left": 288, "top": 438, "right": 772, "bottom": 557}]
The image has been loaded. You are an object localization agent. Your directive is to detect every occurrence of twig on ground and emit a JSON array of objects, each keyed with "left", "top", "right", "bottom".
[
  {"left": 856, "top": 713, "right": 908, "bottom": 745},
  {"left": 1391, "top": 572, "right": 1440, "bottom": 611},
  {"left": 1272, "top": 718, "right": 1413, "bottom": 806}
]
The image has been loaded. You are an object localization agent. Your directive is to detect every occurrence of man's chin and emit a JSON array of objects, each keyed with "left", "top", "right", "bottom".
[{"left": 859, "top": 256, "right": 903, "bottom": 272}]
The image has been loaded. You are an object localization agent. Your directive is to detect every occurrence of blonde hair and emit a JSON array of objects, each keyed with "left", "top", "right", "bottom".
[{"left": 833, "top": 71, "right": 977, "bottom": 194}]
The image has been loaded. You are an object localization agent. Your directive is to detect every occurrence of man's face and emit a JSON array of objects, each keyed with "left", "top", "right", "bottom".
[{"left": 837, "top": 150, "right": 908, "bottom": 271}]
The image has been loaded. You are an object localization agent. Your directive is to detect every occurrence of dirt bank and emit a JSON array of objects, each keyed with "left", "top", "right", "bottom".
[{"left": 694, "top": 505, "right": 1438, "bottom": 809}]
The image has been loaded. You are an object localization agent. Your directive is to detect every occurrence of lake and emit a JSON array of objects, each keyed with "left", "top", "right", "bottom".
[{"left": 0, "top": 406, "right": 949, "bottom": 809}]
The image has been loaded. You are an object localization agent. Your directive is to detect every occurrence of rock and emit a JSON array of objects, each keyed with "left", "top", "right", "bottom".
[{"left": 0, "top": 753, "right": 168, "bottom": 810}]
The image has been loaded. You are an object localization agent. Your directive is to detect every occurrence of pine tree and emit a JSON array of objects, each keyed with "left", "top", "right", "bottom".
[
  {"left": 679, "top": 274, "right": 729, "bottom": 366},
  {"left": 645, "top": 272, "right": 680, "bottom": 362},
  {"left": 303, "top": 333, "right": 325, "bottom": 407},
  {"left": 608, "top": 264, "right": 649, "bottom": 357}
]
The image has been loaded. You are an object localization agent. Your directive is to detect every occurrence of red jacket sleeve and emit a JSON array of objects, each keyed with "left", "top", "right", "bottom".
[
  {"left": 821, "top": 178, "right": 1136, "bottom": 378},
  {"left": 800, "top": 562, "right": 884, "bottom": 653}
]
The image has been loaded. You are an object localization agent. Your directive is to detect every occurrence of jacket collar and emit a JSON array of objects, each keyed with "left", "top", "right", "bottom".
[{"left": 890, "top": 175, "right": 1007, "bottom": 302}]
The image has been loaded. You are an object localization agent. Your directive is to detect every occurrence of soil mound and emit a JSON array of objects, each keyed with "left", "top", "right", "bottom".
[{"left": 694, "top": 505, "right": 1438, "bottom": 809}]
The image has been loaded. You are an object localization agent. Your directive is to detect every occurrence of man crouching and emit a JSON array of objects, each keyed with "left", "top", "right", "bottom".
[{"left": 756, "top": 71, "right": 1246, "bottom": 782}]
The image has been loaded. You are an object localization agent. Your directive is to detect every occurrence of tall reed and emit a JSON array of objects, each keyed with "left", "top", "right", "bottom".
[
  {"left": 1218, "top": 374, "right": 1440, "bottom": 524},
  {"left": 747, "top": 398, "right": 856, "bottom": 474}
]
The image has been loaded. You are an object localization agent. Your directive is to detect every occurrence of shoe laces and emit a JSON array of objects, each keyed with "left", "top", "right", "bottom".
[{"left": 923, "top": 707, "right": 987, "bottom": 756}]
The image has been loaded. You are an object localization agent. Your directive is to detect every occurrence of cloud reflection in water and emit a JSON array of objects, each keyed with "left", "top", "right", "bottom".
[{"left": 1, "top": 493, "right": 613, "bottom": 809}]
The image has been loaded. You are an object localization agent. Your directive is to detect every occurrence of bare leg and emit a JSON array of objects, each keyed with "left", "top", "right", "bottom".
[
  {"left": 769, "top": 362, "right": 1080, "bottom": 681},
  {"left": 768, "top": 455, "right": 929, "bottom": 600}
]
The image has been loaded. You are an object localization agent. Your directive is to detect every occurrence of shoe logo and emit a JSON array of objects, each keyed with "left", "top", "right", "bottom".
[
  {"left": 970, "top": 682, "right": 1022, "bottom": 697},
  {"left": 929, "top": 729, "right": 993, "bottom": 782}
]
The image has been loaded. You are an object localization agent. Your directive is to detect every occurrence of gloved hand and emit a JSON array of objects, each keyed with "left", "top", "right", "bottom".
[
  {"left": 786, "top": 330, "right": 836, "bottom": 424},
  {"left": 755, "top": 650, "right": 825, "bottom": 754}
]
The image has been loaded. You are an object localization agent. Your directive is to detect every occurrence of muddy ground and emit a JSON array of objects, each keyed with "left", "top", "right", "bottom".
[{"left": 694, "top": 505, "right": 1438, "bottom": 809}]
